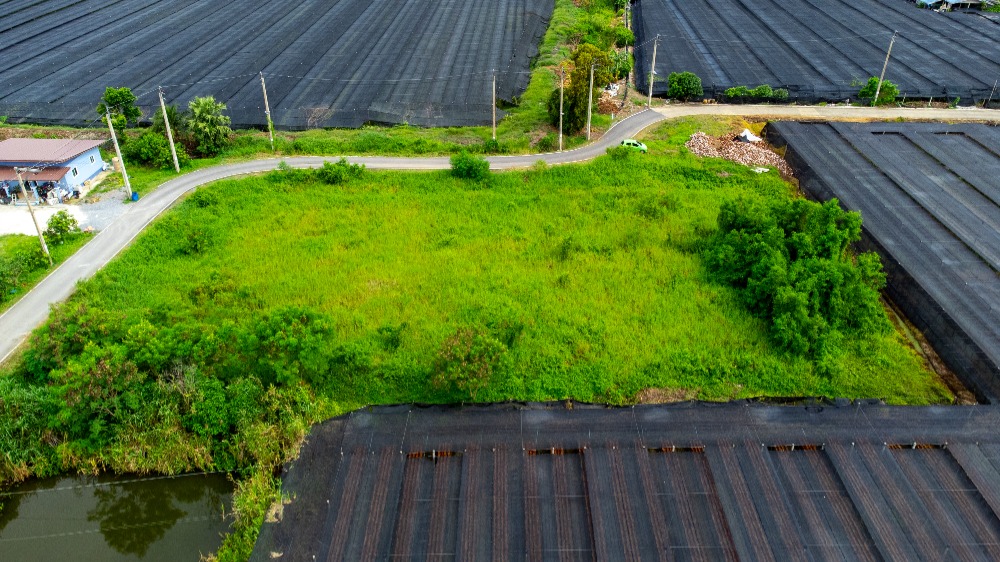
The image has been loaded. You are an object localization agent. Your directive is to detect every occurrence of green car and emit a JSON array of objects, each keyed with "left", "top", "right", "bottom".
[{"left": 620, "top": 138, "right": 647, "bottom": 153}]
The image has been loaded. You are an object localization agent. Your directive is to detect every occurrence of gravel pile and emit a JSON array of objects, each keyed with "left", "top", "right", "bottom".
[{"left": 686, "top": 131, "right": 793, "bottom": 177}]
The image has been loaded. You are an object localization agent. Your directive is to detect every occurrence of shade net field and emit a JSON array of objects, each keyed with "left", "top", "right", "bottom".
[
  {"left": 766, "top": 121, "right": 1000, "bottom": 403},
  {"left": 633, "top": 0, "right": 1000, "bottom": 104},
  {"left": 0, "top": 0, "right": 554, "bottom": 129},
  {"left": 252, "top": 402, "right": 1000, "bottom": 561}
]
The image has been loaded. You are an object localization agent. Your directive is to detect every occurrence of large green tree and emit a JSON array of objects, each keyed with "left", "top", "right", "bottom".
[
  {"left": 547, "top": 44, "right": 614, "bottom": 135},
  {"left": 188, "top": 96, "right": 232, "bottom": 156},
  {"left": 96, "top": 87, "right": 142, "bottom": 133}
]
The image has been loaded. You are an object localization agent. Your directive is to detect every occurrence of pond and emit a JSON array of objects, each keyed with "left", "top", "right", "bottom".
[{"left": 0, "top": 472, "right": 233, "bottom": 561}]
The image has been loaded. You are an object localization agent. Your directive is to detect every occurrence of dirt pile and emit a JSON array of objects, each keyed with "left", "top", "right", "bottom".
[{"left": 685, "top": 131, "right": 793, "bottom": 177}]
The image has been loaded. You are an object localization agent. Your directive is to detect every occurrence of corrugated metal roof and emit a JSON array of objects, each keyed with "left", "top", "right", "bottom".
[
  {"left": 0, "top": 166, "right": 70, "bottom": 182},
  {"left": 0, "top": 138, "right": 105, "bottom": 164},
  {"left": 252, "top": 402, "right": 1000, "bottom": 561}
]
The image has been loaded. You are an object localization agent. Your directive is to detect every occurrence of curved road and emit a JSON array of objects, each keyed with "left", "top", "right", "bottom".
[{"left": 1, "top": 104, "right": 997, "bottom": 363}]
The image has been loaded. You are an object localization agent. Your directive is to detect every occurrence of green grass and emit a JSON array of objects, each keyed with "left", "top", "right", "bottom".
[
  {"left": 0, "top": 233, "right": 92, "bottom": 315},
  {"left": 70, "top": 120, "right": 948, "bottom": 405},
  {"left": 0, "top": 116, "right": 953, "bottom": 561}
]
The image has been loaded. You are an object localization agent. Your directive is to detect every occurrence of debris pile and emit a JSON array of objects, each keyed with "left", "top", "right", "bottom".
[{"left": 685, "top": 131, "right": 793, "bottom": 177}]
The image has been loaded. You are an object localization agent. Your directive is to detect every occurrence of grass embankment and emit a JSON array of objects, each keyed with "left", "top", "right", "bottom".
[{"left": 0, "top": 116, "right": 951, "bottom": 559}]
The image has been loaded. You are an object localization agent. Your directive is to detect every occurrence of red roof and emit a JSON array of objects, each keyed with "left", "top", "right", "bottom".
[
  {"left": 0, "top": 138, "right": 106, "bottom": 164},
  {"left": 0, "top": 166, "right": 71, "bottom": 182}
]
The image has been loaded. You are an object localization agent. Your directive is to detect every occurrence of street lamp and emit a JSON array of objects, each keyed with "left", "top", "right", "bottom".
[{"left": 14, "top": 167, "right": 53, "bottom": 267}]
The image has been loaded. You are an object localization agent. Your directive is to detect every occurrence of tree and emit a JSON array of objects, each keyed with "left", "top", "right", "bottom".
[
  {"left": 858, "top": 76, "right": 899, "bottom": 106},
  {"left": 666, "top": 72, "right": 703, "bottom": 101},
  {"left": 187, "top": 96, "right": 232, "bottom": 156},
  {"left": 96, "top": 87, "right": 141, "bottom": 133},
  {"left": 547, "top": 44, "right": 614, "bottom": 134},
  {"left": 151, "top": 104, "right": 189, "bottom": 138}
]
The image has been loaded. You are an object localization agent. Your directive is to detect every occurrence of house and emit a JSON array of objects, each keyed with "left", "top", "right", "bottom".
[{"left": 0, "top": 138, "right": 107, "bottom": 202}]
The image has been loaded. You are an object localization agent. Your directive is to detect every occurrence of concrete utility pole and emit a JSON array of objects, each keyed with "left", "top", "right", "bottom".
[
  {"left": 647, "top": 35, "right": 659, "bottom": 108},
  {"left": 988, "top": 78, "right": 998, "bottom": 109},
  {"left": 559, "top": 64, "right": 565, "bottom": 152},
  {"left": 14, "top": 167, "right": 52, "bottom": 267},
  {"left": 106, "top": 110, "right": 133, "bottom": 199},
  {"left": 260, "top": 72, "right": 275, "bottom": 152},
  {"left": 158, "top": 87, "right": 181, "bottom": 173},
  {"left": 873, "top": 31, "right": 898, "bottom": 107},
  {"left": 492, "top": 70, "right": 497, "bottom": 141},
  {"left": 586, "top": 63, "right": 596, "bottom": 141}
]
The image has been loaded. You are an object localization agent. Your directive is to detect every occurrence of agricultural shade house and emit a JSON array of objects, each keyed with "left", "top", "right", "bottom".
[
  {"left": 0, "top": 139, "right": 106, "bottom": 199},
  {"left": 0, "top": 0, "right": 554, "bottom": 129},
  {"left": 633, "top": 0, "right": 1000, "bottom": 104},
  {"left": 252, "top": 402, "right": 1000, "bottom": 561}
]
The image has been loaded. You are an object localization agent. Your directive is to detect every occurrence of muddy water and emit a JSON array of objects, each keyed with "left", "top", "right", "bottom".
[{"left": 0, "top": 472, "right": 233, "bottom": 561}]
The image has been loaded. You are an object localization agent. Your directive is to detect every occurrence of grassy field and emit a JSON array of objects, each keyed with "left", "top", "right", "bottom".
[
  {"left": 0, "top": 232, "right": 92, "bottom": 315},
  {"left": 0, "top": 116, "right": 952, "bottom": 560}
]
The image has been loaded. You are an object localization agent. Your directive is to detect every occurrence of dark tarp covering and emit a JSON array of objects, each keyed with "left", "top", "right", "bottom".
[
  {"left": 0, "top": 0, "right": 554, "bottom": 129},
  {"left": 252, "top": 401, "right": 1000, "bottom": 561},
  {"left": 633, "top": 0, "right": 1000, "bottom": 105}
]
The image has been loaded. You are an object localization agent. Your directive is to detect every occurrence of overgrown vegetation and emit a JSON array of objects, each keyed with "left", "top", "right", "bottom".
[
  {"left": 667, "top": 72, "right": 704, "bottom": 101},
  {"left": 450, "top": 151, "right": 490, "bottom": 181},
  {"left": 0, "top": 117, "right": 951, "bottom": 559},
  {"left": 724, "top": 85, "right": 790, "bottom": 103},
  {"left": 857, "top": 76, "right": 899, "bottom": 106},
  {"left": 546, "top": 44, "right": 614, "bottom": 134},
  {"left": 705, "top": 198, "right": 889, "bottom": 367},
  {"left": 0, "top": 214, "right": 92, "bottom": 311}
]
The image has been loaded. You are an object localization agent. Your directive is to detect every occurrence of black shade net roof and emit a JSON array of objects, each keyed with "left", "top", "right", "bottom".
[
  {"left": 252, "top": 401, "right": 1000, "bottom": 561},
  {"left": 765, "top": 121, "right": 1000, "bottom": 404},
  {"left": 633, "top": 0, "right": 1000, "bottom": 104},
  {"left": 0, "top": 0, "right": 554, "bottom": 129}
]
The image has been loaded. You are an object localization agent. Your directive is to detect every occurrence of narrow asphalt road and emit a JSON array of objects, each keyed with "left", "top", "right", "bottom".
[{"left": 1, "top": 104, "right": 997, "bottom": 364}]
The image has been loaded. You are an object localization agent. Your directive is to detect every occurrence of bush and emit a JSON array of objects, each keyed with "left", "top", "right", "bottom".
[
  {"left": 316, "top": 158, "right": 365, "bottom": 185},
  {"left": 751, "top": 84, "right": 774, "bottom": 99},
  {"left": 122, "top": 130, "right": 189, "bottom": 169},
  {"left": 450, "top": 151, "right": 490, "bottom": 181},
  {"left": 609, "top": 50, "right": 633, "bottom": 80},
  {"left": 772, "top": 88, "right": 789, "bottom": 101},
  {"left": 431, "top": 327, "right": 507, "bottom": 400},
  {"left": 44, "top": 210, "right": 80, "bottom": 245},
  {"left": 536, "top": 133, "right": 556, "bottom": 152},
  {"left": 705, "top": 197, "right": 890, "bottom": 359},
  {"left": 666, "top": 72, "right": 703, "bottom": 101},
  {"left": 725, "top": 86, "right": 752, "bottom": 99},
  {"left": 613, "top": 26, "right": 634, "bottom": 48},
  {"left": 857, "top": 76, "right": 899, "bottom": 106}
]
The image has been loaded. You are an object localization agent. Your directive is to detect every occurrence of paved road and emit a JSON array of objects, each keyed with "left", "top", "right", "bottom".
[{"left": 1, "top": 105, "right": 997, "bottom": 364}]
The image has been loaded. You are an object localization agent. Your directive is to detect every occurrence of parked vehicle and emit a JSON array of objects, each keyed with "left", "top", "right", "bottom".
[{"left": 620, "top": 138, "right": 647, "bottom": 153}]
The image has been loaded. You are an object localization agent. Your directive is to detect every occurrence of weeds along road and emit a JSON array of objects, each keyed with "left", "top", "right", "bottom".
[{"left": 1, "top": 105, "right": 997, "bottom": 364}]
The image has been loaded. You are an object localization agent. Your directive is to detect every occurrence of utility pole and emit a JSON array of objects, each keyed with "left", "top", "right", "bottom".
[
  {"left": 158, "top": 87, "right": 180, "bottom": 173},
  {"left": 106, "top": 110, "right": 133, "bottom": 199},
  {"left": 260, "top": 72, "right": 275, "bottom": 152},
  {"left": 492, "top": 70, "right": 497, "bottom": 141},
  {"left": 873, "top": 31, "right": 898, "bottom": 107},
  {"left": 14, "top": 167, "right": 52, "bottom": 267},
  {"left": 559, "top": 64, "right": 565, "bottom": 152},
  {"left": 987, "top": 78, "right": 998, "bottom": 109},
  {"left": 586, "top": 63, "right": 596, "bottom": 141},
  {"left": 647, "top": 35, "right": 659, "bottom": 108}
]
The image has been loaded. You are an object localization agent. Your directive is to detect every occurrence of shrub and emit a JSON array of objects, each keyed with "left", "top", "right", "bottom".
[
  {"left": 613, "top": 26, "right": 634, "bottom": 48},
  {"left": 44, "top": 210, "right": 80, "bottom": 245},
  {"left": 609, "top": 50, "right": 633, "bottom": 80},
  {"left": 122, "top": 130, "right": 189, "bottom": 169},
  {"left": 536, "top": 133, "right": 556, "bottom": 152},
  {"left": 751, "top": 84, "right": 774, "bottom": 99},
  {"left": 316, "top": 158, "right": 365, "bottom": 185},
  {"left": 705, "top": 197, "right": 890, "bottom": 359},
  {"left": 450, "top": 151, "right": 490, "bottom": 181},
  {"left": 432, "top": 327, "right": 507, "bottom": 400},
  {"left": 482, "top": 138, "right": 502, "bottom": 154},
  {"left": 547, "top": 44, "right": 614, "bottom": 134},
  {"left": 772, "top": 88, "right": 789, "bottom": 101},
  {"left": 725, "top": 86, "right": 752, "bottom": 99},
  {"left": 606, "top": 145, "right": 632, "bottom": 160},
  {"left": 666, "top": 72, "right": 704, "bottom": 101},
  {"left": 857, "top": 76, "right": 899, "bottom": 106}
]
